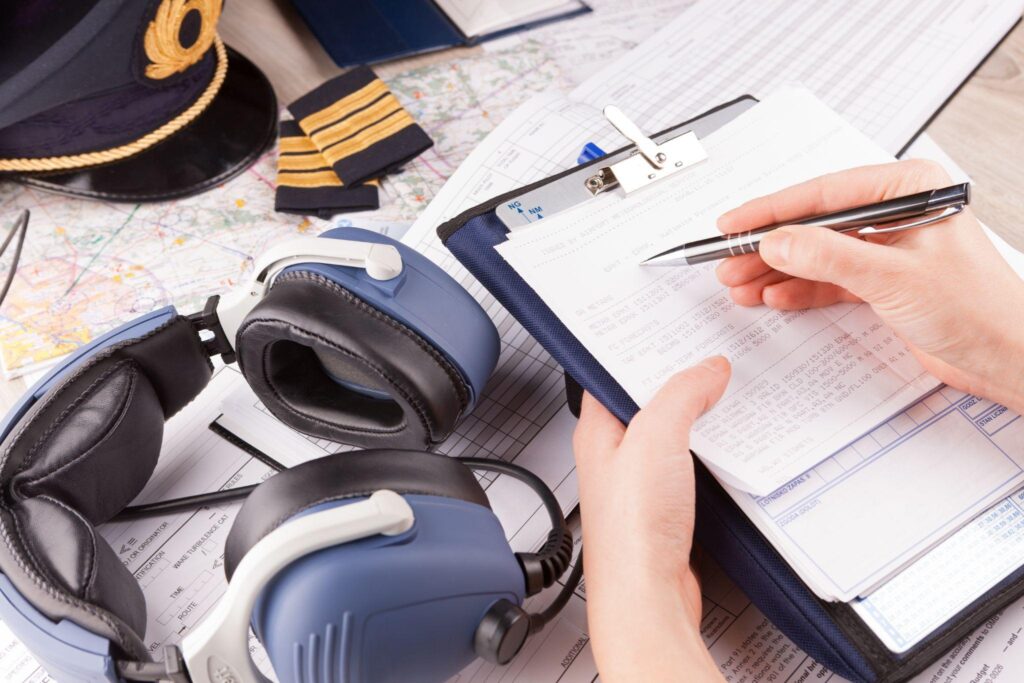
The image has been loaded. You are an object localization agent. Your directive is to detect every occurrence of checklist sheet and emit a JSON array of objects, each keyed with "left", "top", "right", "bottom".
[
  {"left": 497, "top": 87, "right": 940, "bottom": 495},
  {"left": 726, "top": 387, "right": 1024, "bottom": 602}
]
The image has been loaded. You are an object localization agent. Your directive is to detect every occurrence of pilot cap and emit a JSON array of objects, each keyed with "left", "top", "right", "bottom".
[{"left": 0, "top": 0, "right": 277, "bottom": 202}]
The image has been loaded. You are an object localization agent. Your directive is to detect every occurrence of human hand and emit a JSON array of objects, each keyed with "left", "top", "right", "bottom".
[
  {"left": 716, "top": 160, "right": 1024, "bottom": 413},
  {"left": 573, "top": 357, "right": 731, "bottom": 682}
]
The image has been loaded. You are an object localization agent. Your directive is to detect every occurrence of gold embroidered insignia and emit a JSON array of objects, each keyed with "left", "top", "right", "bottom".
[{"left": 143, "top": 0, "right": 222, "bottom": 80}]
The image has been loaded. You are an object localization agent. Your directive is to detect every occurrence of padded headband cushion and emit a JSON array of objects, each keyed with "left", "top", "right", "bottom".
[
  {"left": 0, "top": 317, "right": 211, "bottom": 661},
  {"left": 224, "top": 449, "right": 489, "bottom": 580},
  {"left": 235, "top": 270, "right": 470, "bottom": 450}
]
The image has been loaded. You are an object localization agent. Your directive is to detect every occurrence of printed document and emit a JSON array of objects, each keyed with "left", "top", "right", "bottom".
[
  {"left": 497, "top": 87, "right": 939, "bottom": 495},
  {"left": 727, "top": 386, "right": 1024, "bottom": 603}
]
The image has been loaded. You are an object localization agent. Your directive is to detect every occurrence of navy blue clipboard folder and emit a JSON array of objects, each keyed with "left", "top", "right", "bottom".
[
  {"left": 437, "top": 96, "right": 1024, "bottom": 682},
  {"left": 289, "top": 0, "right": 592, "bottom": 67}
]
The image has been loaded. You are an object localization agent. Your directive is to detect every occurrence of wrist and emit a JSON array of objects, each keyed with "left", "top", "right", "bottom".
[{"left": 588, "top": 580, "right": 720, "bottom": 682}]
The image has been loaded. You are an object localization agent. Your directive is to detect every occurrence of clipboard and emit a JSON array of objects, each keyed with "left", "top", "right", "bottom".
[
  {"left": 288, "top": 0, "right": 592, "bottom": 68},
  {"left": 435, "top": 96, "right": 1024, "bottom": 682}
]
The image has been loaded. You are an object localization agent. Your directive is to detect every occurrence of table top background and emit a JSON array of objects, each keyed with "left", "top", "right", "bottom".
[{"left": 0, "top": 2, "right": 1020, "bottom": 408}]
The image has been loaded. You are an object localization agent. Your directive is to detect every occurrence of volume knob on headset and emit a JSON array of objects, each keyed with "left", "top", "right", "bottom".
[{"left": 474, "top": 599, "right": 531, "bottom": 665}]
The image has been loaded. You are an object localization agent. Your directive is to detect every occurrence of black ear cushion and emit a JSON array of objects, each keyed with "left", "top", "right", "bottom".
[
  {"left": 11, "top": 359, "right": 165, "bottom": 523},
  {"left": 10, "top": 497, "right": 147, "bottom": 635},
  {"left": 223, "top": 449, "right": 489, "bottom": 581},
  {"left": 0, "top": 316, "right": 212, "bottom": 661},
  {"left": 235, "top": 271, "right": 470, "bottom": 450}
]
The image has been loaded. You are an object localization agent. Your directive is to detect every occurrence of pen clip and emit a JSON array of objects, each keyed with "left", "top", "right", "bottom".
[{"left": 856, "top": 204, "right": 964, "bottom": 235}]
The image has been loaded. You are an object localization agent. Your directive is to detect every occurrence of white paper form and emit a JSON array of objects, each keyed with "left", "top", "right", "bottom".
[
  {"left": 396, "top": 0, "right": 1019, "bottom": 503},
  {"left": 853, "top": 484, "right": 1024, "bottom": 654},
  {"left": 496, "top": 88, "right": 939, "bottom": 495},
  {"left": 726, "top": 387, "right": 1024, "bottom": 602}
]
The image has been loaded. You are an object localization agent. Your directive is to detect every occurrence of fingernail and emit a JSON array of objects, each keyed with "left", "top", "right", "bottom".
[
  {"left": 762, "top": 231, "right": 792, "bottom": 265},
  {"left": 699, "top": 356, "right": 729, "bottom": 373}
]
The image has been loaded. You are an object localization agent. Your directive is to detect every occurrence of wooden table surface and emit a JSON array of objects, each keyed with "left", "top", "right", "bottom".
[{"left": 0, "top": 3, "right": 1020, "bottom": 408}]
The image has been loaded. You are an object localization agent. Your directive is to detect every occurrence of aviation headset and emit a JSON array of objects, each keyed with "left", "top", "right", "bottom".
[{"left": 0, "top": 227, "right": 577, "bottom": 683}]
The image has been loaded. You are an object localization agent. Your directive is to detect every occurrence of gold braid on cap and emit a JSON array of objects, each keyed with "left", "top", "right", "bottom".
[
  {"left": 145, "top": 0, "right": 223, "bottom": 80},
  {"left": 0, "top": 0, "right": 227, "bottom": 173}
]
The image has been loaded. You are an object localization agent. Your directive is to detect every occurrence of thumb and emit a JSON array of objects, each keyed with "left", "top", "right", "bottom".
[
  {"left": 626, "top": 356, "right": 732, "bottom": 452},
  {"left": 759, "top": 225, "right": 902, "bottom": 302}
]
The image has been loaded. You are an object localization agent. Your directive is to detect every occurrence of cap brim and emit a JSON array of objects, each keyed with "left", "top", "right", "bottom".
[{"left": 12, "top": 45, "right": 277, "bottom": 203}]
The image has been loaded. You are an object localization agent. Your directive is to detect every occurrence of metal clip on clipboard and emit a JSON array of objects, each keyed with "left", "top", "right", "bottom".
[
  {"left": 584, "top": 106, "right": 708, "bottom": 195},
  {"left": 495, "top": 97, "right": 755, "bottom": 230}
]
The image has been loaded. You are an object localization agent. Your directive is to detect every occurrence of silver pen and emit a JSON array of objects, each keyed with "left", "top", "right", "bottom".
[{"left": 641, "top": 183, "right": 970, "bottom": 267}]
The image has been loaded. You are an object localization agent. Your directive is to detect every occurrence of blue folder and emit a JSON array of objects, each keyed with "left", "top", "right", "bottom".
[
  {"left": 289, "top": 0, "right": 592, "bottom": 67},
  {"left": 436, "top": 96, "right": 1024, "bottom": 682}
]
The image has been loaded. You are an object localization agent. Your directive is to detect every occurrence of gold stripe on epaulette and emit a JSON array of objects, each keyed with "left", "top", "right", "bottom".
[
  {"left": 309, "top": 96, "right": 403, "bottom": 151},
  {"left": 277, "top": 153, "right": 330, "bottom": 172},
  {"left": 278, "top": 136, "right": 319, "bottom": 154},
  {"left": 299, "top": 80, "right": 390, "bottom": 134},
  {"left": 321, "top": 111, "right": 416, "bottom": 165},
  {"left": 0, "top": 37, "right": 228, "bottom": 173},
  {"left": 277, "top": 170, "right": 344, "bottom": 188}
]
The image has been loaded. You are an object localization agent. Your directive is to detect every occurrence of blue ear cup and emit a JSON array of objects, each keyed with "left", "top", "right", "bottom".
[
  {"left": 225, "top": 451, "right": 524, "bottom": 683},
  {"left": 315, "top": 227, "right": 499, "bottom": 410},
  {"left": 234, "top": 227, "right": 500, "bottom": 450},
  {"left": 224, "top": 450, "right": 575, "bottom": 683}
]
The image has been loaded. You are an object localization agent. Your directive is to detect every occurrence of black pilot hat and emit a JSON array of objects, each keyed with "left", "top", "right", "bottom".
[{"left": 0, "top": 0, "right": 278, "bottom": 202}]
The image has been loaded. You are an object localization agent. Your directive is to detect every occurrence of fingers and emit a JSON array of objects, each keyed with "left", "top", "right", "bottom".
[
  {"left": 626, "top": 356, "right": 732, "bottom": 452},
  {"left": 573, "top": 392, "right": 626, "bottom": 468},
  {"left": 727, "top": 270, "right": 791, "bottom": 306},
  {"left": 761, "top": 278, "right": 861, "bottom": 309},
  {"left": 757, "top": 225, "right": 901, "bottom": 302},
  {"left": 717, "top": 160, "right": 951, "bottom": 235},
  {"left": 716, "top": 252, "right": 773, "bottom": 287}
]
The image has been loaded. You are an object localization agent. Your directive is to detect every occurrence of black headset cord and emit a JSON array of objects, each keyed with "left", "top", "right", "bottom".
[
  {"left": 455, "top": 456, "right": 582, "bottom": 639},
  {"left": 0, "top": 210, "right": 29, "bottom": 309},
  {"left": 456, "top": 457, "right": 574, "bottom": 598},
  {"left": 528, "top": 546, "right": 583, "bottom": 634}
]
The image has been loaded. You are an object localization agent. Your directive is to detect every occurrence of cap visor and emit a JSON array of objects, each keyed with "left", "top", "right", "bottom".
[{"left": 13, "top": 45, "right": 277, "bottom": 203}]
